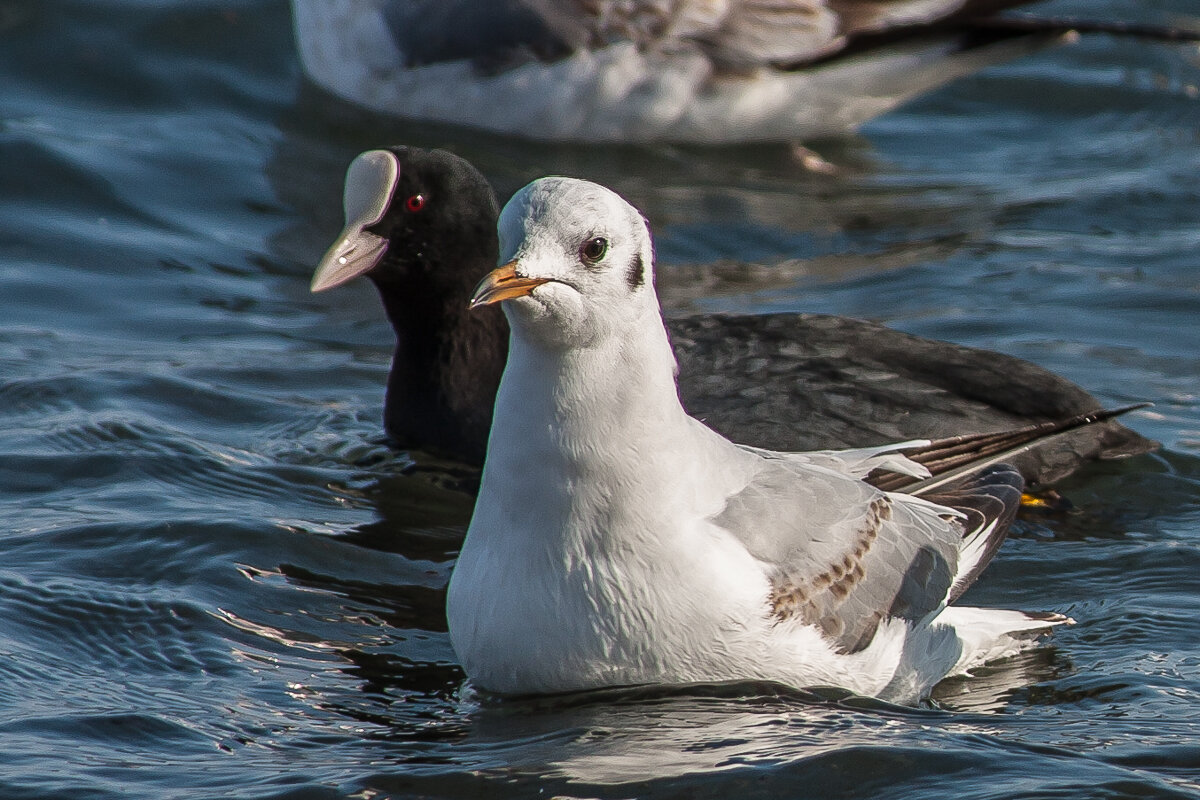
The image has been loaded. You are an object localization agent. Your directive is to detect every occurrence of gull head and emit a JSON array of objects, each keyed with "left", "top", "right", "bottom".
[
  {"left": 470, "top": 177, "right": 656, "bottom": 349},
  {"left": 310, "top": 146, "right": 499, "bottom": 293}
]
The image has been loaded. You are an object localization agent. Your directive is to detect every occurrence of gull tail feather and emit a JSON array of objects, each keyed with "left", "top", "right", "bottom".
[{"left": 939, "top": 606, "right": 1075, "bottom": 676}]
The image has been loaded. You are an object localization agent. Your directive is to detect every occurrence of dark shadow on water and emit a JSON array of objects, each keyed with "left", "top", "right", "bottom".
[
  {"left": 1014, "top": 449, "right": 1200, "bottom": 541},
  {"left": 337, "top": 460, "right": 476, "bottom": 556}
]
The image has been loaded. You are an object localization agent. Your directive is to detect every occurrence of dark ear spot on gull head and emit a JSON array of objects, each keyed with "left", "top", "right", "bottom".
[
  {"left": 625, "top": 210, "right": 653, "bottom": 291},
  {"left": 627, "top": 252, "right": 645, "bottom": 291}
]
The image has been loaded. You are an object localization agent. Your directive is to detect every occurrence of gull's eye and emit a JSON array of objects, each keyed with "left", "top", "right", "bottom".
[
  {"left": 580, "top": 237, "right": 608, "bottom": 264},
  {"left": 405, "top": 194, "right": 427, "bottom": 212}
]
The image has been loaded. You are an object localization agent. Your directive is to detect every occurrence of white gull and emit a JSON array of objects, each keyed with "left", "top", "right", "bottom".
[{"left": 446, "top": 176, "right": 1071, "bottom": 702}]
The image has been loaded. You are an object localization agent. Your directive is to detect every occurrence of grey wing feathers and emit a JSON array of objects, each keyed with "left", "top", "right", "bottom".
[
  {"left": 384, "top": 0, "right": 585, "bottom": 69},
  {"left": 383, "top": 0, "right": 837, "bottom": 69},
  {"left": 713, "top": 458, "right": 959, "bottom": 654},
  {"left": 382, "top": 0, "right": 1042, "bottom": 72},
  {"left": 714, "top": 456, "right": 1024, "bottom": 655}
]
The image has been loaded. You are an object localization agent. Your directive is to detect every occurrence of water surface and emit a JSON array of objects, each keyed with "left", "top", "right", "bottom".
[{"left": 1, "top": 1, "right": 1199, "bottom": 797}]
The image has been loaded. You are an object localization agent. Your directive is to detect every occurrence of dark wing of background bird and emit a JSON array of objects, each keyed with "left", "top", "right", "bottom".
[{"left": 670, "top": 313, "right": 1155, "bottom": 488}]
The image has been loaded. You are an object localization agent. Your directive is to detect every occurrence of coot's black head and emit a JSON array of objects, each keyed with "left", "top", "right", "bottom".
[
  {"left": 309, "top": 146, "right": 509, "bottom": 463},
  {"left": 310, "top": 146, "right": 500, "bottom": 298}
]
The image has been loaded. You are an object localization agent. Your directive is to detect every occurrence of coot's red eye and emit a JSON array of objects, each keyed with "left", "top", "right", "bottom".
[{"left": 406, "top": 194, "right": 427, "bottom": 212}]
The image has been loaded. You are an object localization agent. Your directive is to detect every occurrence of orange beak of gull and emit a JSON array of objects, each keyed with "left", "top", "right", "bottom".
[{"left": 469, "top": 261, "right": 549, "bottom": 309}]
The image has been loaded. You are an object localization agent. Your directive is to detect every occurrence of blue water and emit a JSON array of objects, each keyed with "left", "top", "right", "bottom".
[{"left": 2, "top": 0, "right": 1200, "bottom": 797}]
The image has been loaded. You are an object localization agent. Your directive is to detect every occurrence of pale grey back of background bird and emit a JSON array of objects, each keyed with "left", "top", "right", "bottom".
[{"left": 385, "top": 1, "right": 1043, "bottom": 71}]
